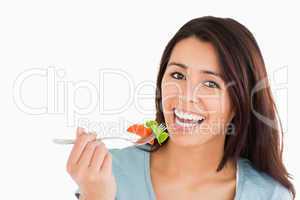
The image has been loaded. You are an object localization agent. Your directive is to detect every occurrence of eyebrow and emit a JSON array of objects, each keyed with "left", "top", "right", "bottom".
[{"left": 167, "top": 61, "right": 224, "bottom": 80}]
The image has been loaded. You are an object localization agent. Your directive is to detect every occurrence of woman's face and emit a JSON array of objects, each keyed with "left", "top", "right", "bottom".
[{"left": 161, "top": 36, "right": 235, "bottom": 147}]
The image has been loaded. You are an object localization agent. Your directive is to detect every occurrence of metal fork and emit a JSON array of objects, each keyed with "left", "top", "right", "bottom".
[{"left": 53, "top": 123, "right": 167, "bottom": 146}]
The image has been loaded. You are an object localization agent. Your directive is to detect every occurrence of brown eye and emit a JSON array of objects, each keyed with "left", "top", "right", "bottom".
[
  {"left": 170, "top": 72, "right": 185, "bottom": 80},
  {"left": 203, "top": 81, "right": 220, "bottom": 88}
]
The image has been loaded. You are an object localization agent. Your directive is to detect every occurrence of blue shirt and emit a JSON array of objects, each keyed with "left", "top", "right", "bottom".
[{"left": 75, "top": 145, "right": 292, "bottom": 200}]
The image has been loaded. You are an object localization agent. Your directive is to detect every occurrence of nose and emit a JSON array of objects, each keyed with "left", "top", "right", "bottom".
[{"left": 179, "top": 80, "right": 199, "bottom": 103}]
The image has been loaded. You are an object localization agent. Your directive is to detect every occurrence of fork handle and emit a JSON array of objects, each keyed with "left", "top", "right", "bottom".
[{"left": 52, "top": 136, "right": 147, "bottom": 145}]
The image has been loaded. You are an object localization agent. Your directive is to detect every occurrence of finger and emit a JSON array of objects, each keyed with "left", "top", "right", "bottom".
[
  {"left": 78, "top": 140, "right": 99, "bottom": 168},
  {"left": 89, "top": 142, "right": 108, "bottom": 172},
  {"left": 67, "top": 132, "right": 97, "bottom": 165},
  {"left": 100, "top": 152, "right": 113, "bottom": 175},
  {"left": 76, "top": 127, "right": 84, "bottom": 138}
]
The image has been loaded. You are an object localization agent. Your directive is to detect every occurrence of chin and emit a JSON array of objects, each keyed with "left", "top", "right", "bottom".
[{"left": 167, "top": 131, "right": 217, "bottom": 148}]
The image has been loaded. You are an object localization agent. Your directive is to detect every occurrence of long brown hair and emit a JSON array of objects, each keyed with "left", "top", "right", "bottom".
[{"left": 142, "top": 16, "right": 295, "bottom": 198}]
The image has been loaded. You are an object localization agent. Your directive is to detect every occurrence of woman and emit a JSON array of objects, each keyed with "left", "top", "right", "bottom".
[{"left": 67, "top": 16, "right": 296, "bottom": 200}]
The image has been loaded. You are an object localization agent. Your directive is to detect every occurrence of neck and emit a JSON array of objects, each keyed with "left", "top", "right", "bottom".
[{"left": 151, "top": 136, "right": 235, "bottom": 180}]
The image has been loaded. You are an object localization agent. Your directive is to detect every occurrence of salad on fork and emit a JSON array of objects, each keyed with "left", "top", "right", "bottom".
[{"left": 127, "top": 120, "right": 169, "bottom": 145}]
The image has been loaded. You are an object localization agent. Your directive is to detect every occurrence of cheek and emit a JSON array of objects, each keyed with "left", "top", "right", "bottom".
[
  {"left": 161, "top": 79, "right": 183, "bottom": 113},
  {"left": 198, "top": 93, "right": 233, "bottom": 135},
  {"left": 205, "top": 92, "right": 233, "bottom": 123}
]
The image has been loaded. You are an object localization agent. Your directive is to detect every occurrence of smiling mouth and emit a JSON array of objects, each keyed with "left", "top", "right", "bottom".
[{"left": 172, "top": 108, "right": 205, "bottom": 128}]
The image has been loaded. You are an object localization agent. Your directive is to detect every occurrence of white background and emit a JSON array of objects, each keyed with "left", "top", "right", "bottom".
[{"left": 0, "top": 0, "right": 299, "bottom": 199}]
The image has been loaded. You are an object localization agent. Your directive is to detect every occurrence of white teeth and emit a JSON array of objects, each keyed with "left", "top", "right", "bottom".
[
  {"left": 184, "top": 113, "right": 191, "bottom": 120},
  {"left": 175, "top": 117, "right": 197, "bottom": 127},
  {"left": 174, "top": 108, "right": 204, "bottom": 121}
]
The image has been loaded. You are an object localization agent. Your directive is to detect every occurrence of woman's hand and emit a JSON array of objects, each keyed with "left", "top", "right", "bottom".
[{"left": 66, "top": 128, "right": 117, "bottom": 200}]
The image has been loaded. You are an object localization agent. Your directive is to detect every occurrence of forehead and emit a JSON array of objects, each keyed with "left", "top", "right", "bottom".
[{"left": 168, "top": 37, "right": 221, "bottom": 74}]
